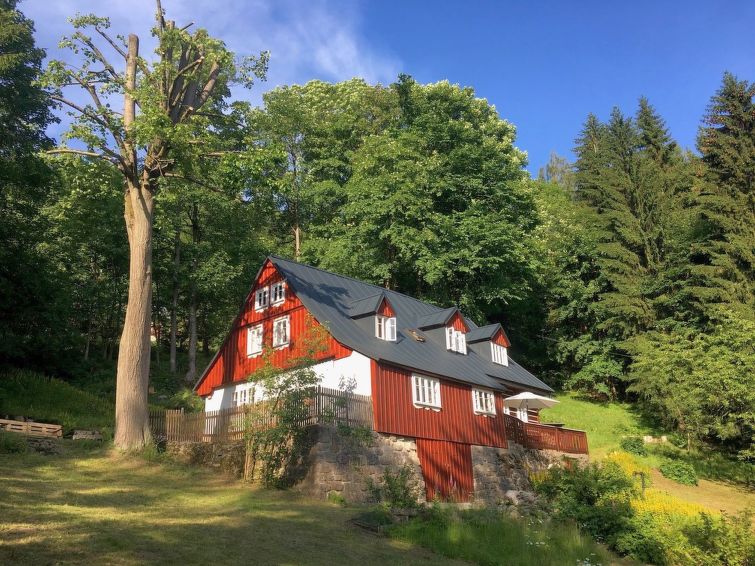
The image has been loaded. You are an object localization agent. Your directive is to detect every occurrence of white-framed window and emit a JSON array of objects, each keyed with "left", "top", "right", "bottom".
[
  {"left": 254, "top": 286, "right": 269, "bottom": 311},
  {"left": 271, "top": 281, "right": 285, "bottom": 305},
  {"left": 233, "top": 387, "right": 251, "bottom": 407},
  {"left": 246, "top": 324, "right": 263, "bottom": 357},
  {"left": 272, "top": 316, "right": 290, "bottom": 348},
  {"left": 375, "top": 315, "right": 397, "bottom": 341},
  {"left": 491, "top": 343, "right": 508, "bottom": 366},
  {"left": 503, "top": 404, "right": 529, "bottom": 422},
  {"left": 445, "top": 327, "right": 467, "bottom": 354},
  {"left": 472, "top": 389, "right": 496, "bottom": 416},
  {"left": 411, "top": 374, "right": 441, "bottom": 410}
]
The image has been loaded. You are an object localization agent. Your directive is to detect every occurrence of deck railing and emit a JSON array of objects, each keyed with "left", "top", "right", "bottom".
[
  {"left": 149, "top": 386, "right": 373, "bottom": 443},
  {"left": 503, "top": 413, "right": 588, "bottom": 454}
]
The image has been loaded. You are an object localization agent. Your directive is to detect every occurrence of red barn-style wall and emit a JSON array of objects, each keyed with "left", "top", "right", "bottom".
[
  {"left": 416, "top": 439, "right": 474, "bottom": 502},
  {"left": 370, "top": 361, "right": 508, "bottom": 448},
  {"left": 196, "top": 260, "right": 351, "bottom": 397},
  {"left": 448, "top": 311, "right": 469, "bottom": 332}
]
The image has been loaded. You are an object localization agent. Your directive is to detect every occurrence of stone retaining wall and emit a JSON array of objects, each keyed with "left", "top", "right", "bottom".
[
  {"left": 472, "top": 442, "right": 589, "bottom": 505},
  {"left": 295, "top": 426, "right": 424, "bottom": 503},
  {"left": 166, "top": 440, "right": 246, "bottom": 478}
]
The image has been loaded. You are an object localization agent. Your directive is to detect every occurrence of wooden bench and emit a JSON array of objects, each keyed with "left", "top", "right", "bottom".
[{"left": 0, "top": 418, "right": 63, "bottom": 438}]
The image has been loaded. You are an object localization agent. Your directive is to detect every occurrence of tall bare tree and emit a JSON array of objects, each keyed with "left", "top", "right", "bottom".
[{"left": 42, "top": 2, "right": 267, "bottom": 449}]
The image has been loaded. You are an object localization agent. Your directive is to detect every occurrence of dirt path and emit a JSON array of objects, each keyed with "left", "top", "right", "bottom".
[{"left": 650, "top": 469, "right": 755, "bottom": 517}]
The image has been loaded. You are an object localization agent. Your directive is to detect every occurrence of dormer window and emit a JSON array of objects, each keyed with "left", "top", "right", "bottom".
[
  {"left": 271, "top": 281, "right": 285, "bottom": 305},
  {"left": 446, "top": 327, "right": 467, "bottom": 354},
  {"left": 491, "top": 343, "right": 508, "bottom": 366},
  {"left": 254, "top": 286, "right": 269, "bottom": 311},
  {"left": 375, "top": 315, "right": 397, "bottom": 341}
]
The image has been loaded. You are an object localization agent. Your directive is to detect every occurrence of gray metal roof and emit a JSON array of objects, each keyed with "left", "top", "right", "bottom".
[
  {"left": 466, "top": 323, "right": 502, "bottom": 343},
  {"left": 416, "top": 307, "right": 459, "bottom": 329},
  {"left": 270, "top": 256, "right": 553, "bottom": 394},
  {"left": 347, "top": 293, "right": 385, "bottom": 318}
]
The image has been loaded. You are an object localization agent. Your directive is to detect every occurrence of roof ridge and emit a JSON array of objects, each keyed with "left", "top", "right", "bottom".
[{"left": 269, "top": 255, "right": 451, "bottom": 314}]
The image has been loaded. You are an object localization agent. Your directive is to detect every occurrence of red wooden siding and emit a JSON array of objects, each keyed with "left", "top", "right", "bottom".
[
  {"left": 416, "top": 439, "right": 474, "bottom": 502},
  {"left": 371, "top": 362, "right": 508, "bottom": 448},
  {"left": 196, "top": 260, "right": 351, "bottom": 397},
  {"left": 492, "top": 329, "right": 511, "bottom": 348},
  {"left": 377, "top": 297, "right": 395, "bottom": 317},
  {"left": 449, "top": 311, "right": 469, "bottom": 332}
]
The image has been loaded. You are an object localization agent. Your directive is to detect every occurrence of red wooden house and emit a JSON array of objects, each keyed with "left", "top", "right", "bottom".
[{"left": 194, "top": 256, "right": 577, "bottom": 501}]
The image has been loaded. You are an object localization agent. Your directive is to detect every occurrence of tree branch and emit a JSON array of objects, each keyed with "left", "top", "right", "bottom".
[
  {"left": 94, "top": 26, "right": 127, "bottom": 59},
  {"left": 47, "top": 148, "right": 112, "bottom": 160},
  {"left": 76, "top": 34, "right": 119, "bottom": 80}
]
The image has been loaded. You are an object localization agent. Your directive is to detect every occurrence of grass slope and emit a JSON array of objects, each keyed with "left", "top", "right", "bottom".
[
  {"left": 0, "top": 444, "right": 458, "bottom": 566},
  {"left": 541, "top": 395, "right": 755, "bottom": 515},
  {"left": 390, "top": 508, "right": 624, "bottom": 566},
  {"left": 0, "top": 369, "right": 113, "bottom": 434}
]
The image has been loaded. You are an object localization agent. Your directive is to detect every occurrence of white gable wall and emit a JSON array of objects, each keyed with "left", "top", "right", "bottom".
[{"left": 204, "top": 350, "right": 372, "bottom": 412}]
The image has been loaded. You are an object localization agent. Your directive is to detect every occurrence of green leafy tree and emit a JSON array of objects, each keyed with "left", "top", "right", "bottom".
[
  {"left": 41, "top": 2, "right": 268, "bottom": 449},
  {"left": 627, "top": 310, "right": 755, "bottom": 458},
  {"left": 0, "top": 0, "right": 66, "bottom": 370},
  {"left": 307, "top": 76, "right": 537, "bottom": 321}
]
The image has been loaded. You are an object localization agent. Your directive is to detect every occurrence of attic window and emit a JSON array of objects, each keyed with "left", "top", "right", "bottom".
[
  {"left": 254, "top": 286, "right": 269, "bottom": 311},
  {"left": 375, "top": 315, "right": 397, "bottom": 341},
  {"left": 271, "top": 281, "right": 285, "bottom": 305},
  {"left": 446, "top": 327, "right": 467, "bottom": 354},
  {"left": 491, "top": 343, "right": 508, "bottom": 366},
  {"left": 272, "top": 316, "right": 290, "bottom": 348}
]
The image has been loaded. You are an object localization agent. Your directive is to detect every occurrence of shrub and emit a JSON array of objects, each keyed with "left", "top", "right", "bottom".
[
  {"left": 605, "top": 451, "right": 652, "bottom": 489},
  {"left": 367, "top": 465, "right": 422, "bottom": 509},
  {"left": 534, "top": 460, "right": 635, "bottom": 545},
  {"left": 660, "top": 460, "right": 698, "bottom": 485},
  {"left": 0, "top": 432, "right": 27, "bottom": 454},
  {"left": 683, "top": 511, "right": 755, "bottom": 566},
  {"left": 620, "top": 436, "right": 648, "bottom": 456}
]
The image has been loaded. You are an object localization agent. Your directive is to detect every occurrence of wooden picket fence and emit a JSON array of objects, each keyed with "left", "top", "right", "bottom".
[
  {"left": 149, "top": 386, "right": 373, "bottom": 444},
  {"left": 503, "top": 413, "right": 588, "bottom": 454}
]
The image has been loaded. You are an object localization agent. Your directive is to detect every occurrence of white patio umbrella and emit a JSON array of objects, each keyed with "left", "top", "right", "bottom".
[{"left": 503, "top": 392, "right": 559, "bottom": 412}]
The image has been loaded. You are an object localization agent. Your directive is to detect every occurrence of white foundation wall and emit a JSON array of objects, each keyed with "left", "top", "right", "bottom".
[{"left": 203, "top": 351, "right": 372, "bottom": 412}]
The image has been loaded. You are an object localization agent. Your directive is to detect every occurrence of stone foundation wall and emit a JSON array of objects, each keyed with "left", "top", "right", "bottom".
[
  {"left": 166, "top": 440, "right": 246, "bottom": 478},
  {"left": 472, "top": 443, "right": 589, "bottom": 505},
  {"left": 295, "top": 426, "right": 425, "bottom": 503}
]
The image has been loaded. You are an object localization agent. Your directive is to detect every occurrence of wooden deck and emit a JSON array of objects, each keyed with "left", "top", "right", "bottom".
[{"left": 503, "top": 413, "right": 588, "bottom": 454}]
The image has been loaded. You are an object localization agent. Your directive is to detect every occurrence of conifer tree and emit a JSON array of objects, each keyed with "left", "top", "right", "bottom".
[{"left": 690, "top": 73, "right": 755, "bottom": 319}]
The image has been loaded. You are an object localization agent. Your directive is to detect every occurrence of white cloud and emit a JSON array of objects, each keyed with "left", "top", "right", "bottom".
[{"left": 24, "top": 0, "right": 400, "bottom": 92}]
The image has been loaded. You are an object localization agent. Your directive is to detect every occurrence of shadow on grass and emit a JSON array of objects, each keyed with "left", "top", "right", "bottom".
[{"left": 0, "top": 444, "right": 448, "bottom": 566}]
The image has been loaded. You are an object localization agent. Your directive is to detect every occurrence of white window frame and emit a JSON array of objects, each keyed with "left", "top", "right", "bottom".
[
  {"left": 272, "top": 315, "right": 290, "bottom": 348},
  {"left": 411, "top": 374, "right": 441, "bottom": 411},
  {"left": 491, "top": 343, "right": 508, "bottom": 366},
  {"left": 445, "top": 327, "right": 467, "bottom": 354},
  {"left": 254, "top": 286, "right": 269, "bottom": 311},
  {"left": 472, "top": 388, "right": 496, "bottom": 416},
  {"left": 375, "top": 315, "right": 397, "bottom": 341},
  {"left": 246, "top": 324, "right": 263, "bottom": 357},
  {"left": 503, "top": 404, "right": 528, "bottom": 422},
  {"left": 271, "top": 281, "right": 286, "bottom": 306}
]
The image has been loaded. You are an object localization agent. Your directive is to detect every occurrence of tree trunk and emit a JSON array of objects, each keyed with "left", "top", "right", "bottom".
[
  {"left": 169, "top": 227, "right": 180, "bottom": 374},
  {"left": 293, "top": 224, "right": 301, "bottom": 259},
  {"left": 185, "top": 283, "right": 197, "bottom": 383},
  {"left": 114, "top": 179, "right": 155, "bottom": 450}
]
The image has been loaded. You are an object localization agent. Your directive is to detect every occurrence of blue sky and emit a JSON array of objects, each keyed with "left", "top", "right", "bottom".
[{"left": 25, "top": 0, "right": 755, "bottom": 173}]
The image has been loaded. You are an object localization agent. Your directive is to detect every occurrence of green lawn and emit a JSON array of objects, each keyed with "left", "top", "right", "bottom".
[{"left": 0, "top": 443, "right": 457, "bottom": 566}]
